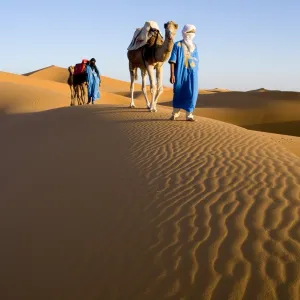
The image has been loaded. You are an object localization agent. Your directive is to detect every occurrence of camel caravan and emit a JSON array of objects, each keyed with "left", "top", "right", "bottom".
[
  {"left": 127, "top": 21, "right": 178, "bottom": 112},
  {"left": 67, "top": 21, "right": 178, "bottom": 111}
]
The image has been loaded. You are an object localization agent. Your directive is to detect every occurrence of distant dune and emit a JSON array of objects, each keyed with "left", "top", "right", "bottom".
[
  {"left": 23, "top": 65, "right": 69, "bottom": 84},
  {"left": 205, "top": 88, "right": 231, "bottom": 93},
  {"left": 247, "top": 88, "right": 282, "bottom": 93},
  {"left": 0, "top": 66, "right": 300, "bottom": 300}
]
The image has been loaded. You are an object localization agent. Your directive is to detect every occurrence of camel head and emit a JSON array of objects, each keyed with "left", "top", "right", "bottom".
[
  {"left": 68, "top": 66, "right": 74, "bottom": 75},
  {"left": 148, "top": 28, "right": 164, "bottom": 47},
  {"left": 164, "top": 21, "right": 178, "bottom": 41}
]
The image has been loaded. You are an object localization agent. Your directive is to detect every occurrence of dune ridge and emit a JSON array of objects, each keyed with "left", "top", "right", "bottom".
[{"left": 0, "top": 67, "right": 300, "bottom": 299}]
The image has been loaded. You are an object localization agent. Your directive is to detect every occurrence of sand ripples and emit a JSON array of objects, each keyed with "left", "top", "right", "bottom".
[{"left": 97, "top": 105, "right": 300, "bottom": 300}]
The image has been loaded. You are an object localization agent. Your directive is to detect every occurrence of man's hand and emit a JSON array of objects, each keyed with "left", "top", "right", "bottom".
[
  {"left": 170, "top": 75, "right": 175, "bottom": 84},
  {"left": 170, "top": 63, "right": 175, "bottom": 84}
]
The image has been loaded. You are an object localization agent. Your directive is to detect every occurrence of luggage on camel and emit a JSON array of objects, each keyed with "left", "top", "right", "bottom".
[
  {"left": 127, "top": 21, "right": 163, "bottom": 51},
  {"left": 74, "top": 59, "right": 88, "bottom": 75},
  {"left": 73, "top": 59, "right": 88, "bottom": 85}
]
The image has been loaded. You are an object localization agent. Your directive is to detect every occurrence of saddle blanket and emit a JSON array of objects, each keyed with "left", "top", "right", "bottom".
[{"left": 127, "top": 21, "right": 161, "bottom": 51}]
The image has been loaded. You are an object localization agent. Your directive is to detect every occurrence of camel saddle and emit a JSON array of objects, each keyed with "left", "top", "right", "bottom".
[{"left": 127, "top": 21, "right": 163, "bottom": 51}]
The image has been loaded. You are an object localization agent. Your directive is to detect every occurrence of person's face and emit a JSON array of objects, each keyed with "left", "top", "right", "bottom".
[
  {"left": 186, "top": 29, "right": 196, "bottom": 34},
  {"left": 90, "top": 60, "right": 96, "bottom": 66}
]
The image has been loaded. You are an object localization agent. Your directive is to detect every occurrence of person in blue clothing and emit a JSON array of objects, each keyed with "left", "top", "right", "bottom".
[
  {"left": 86, "top": 58, "right": 101, "bottom": 104},
  {"left": 168, "top": 24, "right": 199, "bottom": 121}
]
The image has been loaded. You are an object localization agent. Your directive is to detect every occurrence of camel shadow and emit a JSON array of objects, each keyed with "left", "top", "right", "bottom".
[
  {"left": 92, "top": 107, "right": 150, "bottom": 115},
  {"left": 114, "top": 91, "right": 145, "bottom": 98}
]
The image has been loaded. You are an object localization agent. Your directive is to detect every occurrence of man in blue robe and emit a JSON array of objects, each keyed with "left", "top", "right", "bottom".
[
  {"left": 86, "top": 58, "right": 101, "bottom": 104},
  {"left": 168, "top": 24, "right": 199, "bottom": 121}
]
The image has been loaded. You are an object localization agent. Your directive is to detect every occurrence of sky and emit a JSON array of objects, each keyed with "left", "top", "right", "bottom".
[{"left": 0, "top": 0, "right": 299, "bottom": 91}]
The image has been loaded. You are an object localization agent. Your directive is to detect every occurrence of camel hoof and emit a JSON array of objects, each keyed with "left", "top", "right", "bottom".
[
  {"left": 150, "top": 108, "right": 157, "bottom": 113},
  {"left": 129, "top": 105, "right": 136, "bottom": 109}
]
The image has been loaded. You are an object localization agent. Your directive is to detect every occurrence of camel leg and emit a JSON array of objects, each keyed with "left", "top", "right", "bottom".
[
  {"left": 74, "top": 85, "right": 78, "bottom": 105},
  {"left": 141, "top": 68, "right": 150, "bottom": 109},
  {"left": 75, "top": 85, "right": 80, "bottom": 105},
  {"left": 129, "top": 66, "right": 136, "bottom": 108},
  {"left": 82, "top": 85, "right": 86, "bottom": 105},
  {"left": 70, "top": 86, "right": 74, "bottom": 106},
  {"left": 71, "top": 85, "right": 77, "bottom": 106},
  {"left": 153, "top": 66, "right": 164, "bottom": 112},
  {"left": 78, "top": 87, "right": 82, "bottom": 105},
  {"left": 79, "top": 85, "right": 84, "bottom": 105},
  {"left": 147, "top": 65, "right": 157, "bottom": 112},
  {"left": 70, "top": 85, "right": 77, "bottom": 106},
  {"left": 71, "top": 87, "right": 75, "bottom": 101}
]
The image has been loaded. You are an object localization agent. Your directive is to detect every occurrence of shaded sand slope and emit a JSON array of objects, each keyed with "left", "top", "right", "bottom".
[{"left": 1, "top": 101, "right": 300, "bottom": 299}]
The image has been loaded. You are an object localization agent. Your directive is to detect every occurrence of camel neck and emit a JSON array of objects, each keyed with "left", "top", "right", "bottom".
[{"left": 156, "top": 37, "right": 174, "bottom": 62}]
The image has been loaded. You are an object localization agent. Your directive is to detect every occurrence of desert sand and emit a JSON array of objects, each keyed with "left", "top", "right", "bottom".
[{"left": 0, "top": 67, "right": 299, "bottom": 300}]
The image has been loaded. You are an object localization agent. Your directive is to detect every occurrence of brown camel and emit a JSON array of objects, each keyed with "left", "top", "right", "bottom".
[
  {"left": 67, "top": 66, "right": 86, "bottom": 106},
  {"left": 127, "top": 21, "right": 178, "bottom": 112},
  {"left": 67, "top": 66, "right": 75, "bottom": 105}
]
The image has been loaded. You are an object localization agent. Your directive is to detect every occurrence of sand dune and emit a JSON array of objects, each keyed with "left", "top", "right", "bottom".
[
  {"left": 257, "top": 132, "right": 300, "bottom": 158},
  {"left": 204, "top": 88, "right": 231, "bottom": 93},
  {"left": 247, "top": 88, "right": 282, "bottom": 93},
  {"left": 0, "top": 71, "right": 70, "bottom": 113},
  {"left": 1, "top": 68, "right": 299, "bottom": 300},
  {"left": 24, "top": 65, "right": 142, "bottom": 93},
  {"left": 23, "top": 65, "right": 71, "bottom": 84},
  {"left": 23, "top": 66, "right": 300, "bottom": 137},
  {"left": 157, "top": 91, "right": 300, "bottom": 136}
]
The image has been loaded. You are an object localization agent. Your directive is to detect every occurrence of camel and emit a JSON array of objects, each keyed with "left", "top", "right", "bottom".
[
  {"left": 67, "top": 66, "right": 75, "bottom": 105},
  {"left": 67, "top": 66, "right": 86, "bottom": 106},
  {"left": 127, "top": 21, "right": 178, "bottom": 112}
]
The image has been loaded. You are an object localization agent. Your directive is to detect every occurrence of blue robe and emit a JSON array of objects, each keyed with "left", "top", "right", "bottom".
[
  {"left": 86, "top": 65, "right": 100, "bottom": 102},
  {"left": 169, "top": 41, "right": 199, "bottom": 112}
]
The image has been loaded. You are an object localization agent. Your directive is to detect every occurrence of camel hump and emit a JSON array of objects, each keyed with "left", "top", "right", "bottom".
[{"left": 127, "top": 21, "right": 163, "bottom": 51}]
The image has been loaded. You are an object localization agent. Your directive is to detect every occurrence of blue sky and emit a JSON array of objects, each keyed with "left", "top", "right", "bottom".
[{"left": 0, "top": 0, "right": 299, "bottom": 91}]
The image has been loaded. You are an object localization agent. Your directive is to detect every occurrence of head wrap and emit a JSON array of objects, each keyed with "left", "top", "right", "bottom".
[{"left": 182, "top": 24, "right": 196, "bottom": 52}]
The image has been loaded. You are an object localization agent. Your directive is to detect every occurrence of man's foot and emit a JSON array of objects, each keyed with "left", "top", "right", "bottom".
[
  {"left": 170, "top": 115, "right": 177, "bottom": 120},
  {"left": 187, "top": 117, "right": 196, "bottom": 121}
]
